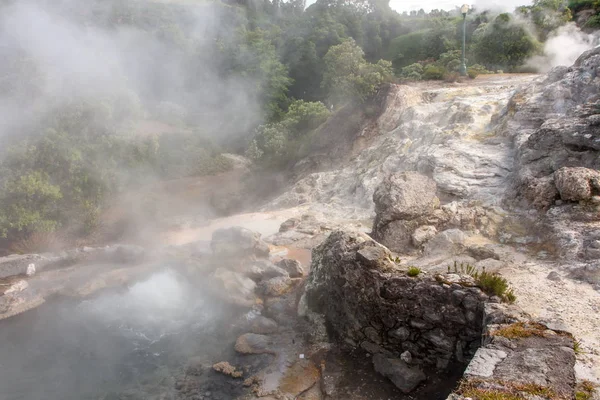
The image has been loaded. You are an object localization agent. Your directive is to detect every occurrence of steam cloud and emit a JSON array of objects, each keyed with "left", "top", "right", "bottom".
[
  {"left": 526, "top": 23, "right": 600, "bottom": 72},
  {"left": 0, "top": 0, "right": 262, "bottom": 143}
]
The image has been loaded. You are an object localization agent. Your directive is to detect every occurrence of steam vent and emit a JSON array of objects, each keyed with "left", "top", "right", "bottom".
[{"left": 0, "top": 0, "right": 599, "bottom": 397}]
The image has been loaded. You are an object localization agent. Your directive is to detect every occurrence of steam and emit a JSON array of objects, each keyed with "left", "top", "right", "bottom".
[
  {"left": 526, "top": 23, "right": 600, "bottom": 72},
  {"left": 0, "top": 0, "right": 262, "bottom": 142}
]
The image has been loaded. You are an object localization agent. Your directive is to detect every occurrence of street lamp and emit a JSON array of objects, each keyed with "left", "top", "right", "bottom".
[{"left": 459, "top": 4, "right": 469, "bottom": 76}]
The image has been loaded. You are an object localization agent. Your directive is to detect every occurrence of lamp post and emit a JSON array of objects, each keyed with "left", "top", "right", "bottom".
[{"left": 459, "top": 4, "right": 469, "bottom": 76}]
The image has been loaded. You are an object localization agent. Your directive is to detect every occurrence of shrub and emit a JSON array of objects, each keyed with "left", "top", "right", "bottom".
[
  {"left": 422, "top": 64, "right": 446, "bottom": 80},
  {"left": 400, "top": 63, "right": 424, "bottom": 80},
  {"left": 407, "top": 266, "right": 421, "bottom": 277}
]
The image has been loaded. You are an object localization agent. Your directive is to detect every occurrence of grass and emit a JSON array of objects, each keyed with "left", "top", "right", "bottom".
[
  {"left": 456, "top": 379, "right": 561, "bottom": 400},
  {"left": 574, "top": 340, "right": 584, "bottom": 355},
  {"left": 490, "top": 322, "right": 548, "bottom": 339},
  {"left": 576, "top": 380, "right": 597, "bottom": 400},
  {"left": 407, "top": 266, "right": 421, "bottom": 277},
  {"left": 448, "top": 262, "right": 516, "bottom": 302}
]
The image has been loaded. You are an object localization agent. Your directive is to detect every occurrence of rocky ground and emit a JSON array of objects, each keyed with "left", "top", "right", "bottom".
[{"left": 1, "top": 49, "right": 599, "bottom": 399}]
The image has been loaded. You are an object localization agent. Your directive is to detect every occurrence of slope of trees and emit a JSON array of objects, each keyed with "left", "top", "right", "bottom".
[{"left": 0, "top": 0, "right": 587, "bottom": 246}]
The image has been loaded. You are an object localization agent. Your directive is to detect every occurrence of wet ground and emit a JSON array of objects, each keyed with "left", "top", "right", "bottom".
[{"left": 0, "top": 269, "right": 246, "bottom": 400}]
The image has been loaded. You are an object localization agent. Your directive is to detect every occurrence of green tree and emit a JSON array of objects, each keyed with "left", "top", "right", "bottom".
[
  {"left": 472, "top": 14, "right": 541, "bottom": 71},
  {"left": 321, "top": 38, "right": 392, "bottom": 104}
]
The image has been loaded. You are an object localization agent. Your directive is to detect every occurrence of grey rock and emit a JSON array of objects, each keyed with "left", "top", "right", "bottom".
[
  {"left": 372, "top": 172, "right": 439, "bottom": 250},
  {"left": 279, "top": 217, "right": 300, "bottom": 232},
  {"left": 424, "top": 229, "right": 467, "bottom": 256},
  {"left": 424, "top": 329, "right": 455, "bottom": 353},
  {"left": 246, "top": 260, "right": 289, "bottom": 282},
  {"left": 389, "top": 327, "right": 410, "bottom": 341},
  {"left": 546, "top": 271, "right": 562, "bottom": 281},
  {"left": 248, "top": 316, "right": 279, "bottom": 334},
  {"left": 275, "top": 259, "right": 304, "bottom": 278},
  {"left": 0, "top": 254, "right": 43, "bottom": 279},
  {"left": 400, "top": 351, "right": 412, "bottom": 363},
  {"left": 372, "top": 354, "right": 426, "bottom": 393},
  {"left": 258, "top": 276, "right": 293, "bottom": 297},
  {"left": 412, "top": 225, "right": 438, "bottom": 248},
  {"left": 554, "top": 167, "right": 600, "bottom": 202},
  {"left": 463, "top": 348, "right": 507, "bottom": 378},
  {"left": 234, "top": 333, "right": 272, "bottom": 354}
]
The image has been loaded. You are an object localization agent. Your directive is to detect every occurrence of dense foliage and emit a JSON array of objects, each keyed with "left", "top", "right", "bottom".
[{"left": 0, "top": 0, "right": 590, "bottom": 246}]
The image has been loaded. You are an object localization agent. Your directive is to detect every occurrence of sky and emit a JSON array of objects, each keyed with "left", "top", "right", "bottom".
[
  {"left": 388, "top": 0, "right": 530, "bottom": 12},
  {"left": 303, "top": 0, "right": 532, "bottom": 13}
]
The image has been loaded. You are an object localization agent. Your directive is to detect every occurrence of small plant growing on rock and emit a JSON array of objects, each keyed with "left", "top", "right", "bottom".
[
  {"left": 448, "top": 262, "right": 516, "bottom": 302},
  {"left": 574, "top": 340, "right": 584, "bottom": 355},
  {"left": 491, "top": 322, "right": 549, "bottom": 339},
  {"left": 576, "top": 380, "right": 597, "bottom": 400},
  {"left": 407, "top": 266, "right": 421, "bottom": 277},
  {"left": 456, "top": 378, "right": 558, "bottom": 400}
]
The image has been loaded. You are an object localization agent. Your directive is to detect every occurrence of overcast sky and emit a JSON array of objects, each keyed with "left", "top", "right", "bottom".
[
  {"left": 388, "top": 0, "right": 530, "bottom": 12},
  {"left": 304, "top": 0, "right": 532, "bottom": 13}
]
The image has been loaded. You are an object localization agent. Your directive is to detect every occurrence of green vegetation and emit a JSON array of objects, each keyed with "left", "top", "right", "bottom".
[
  {"left": 449, "top": 262, "right": 516, "bottom": 302},
  {"left": 407, "top": 266, "right": 422, "bottom": 277},
  {"left": 0, "top": 0, "right": 595, "bottom": 250},
  {"left": 576, "top": 380, "right": 597, "bottom": 400},
  {"left": 574, "top": 339, "right": 584, "bottom": 354}
]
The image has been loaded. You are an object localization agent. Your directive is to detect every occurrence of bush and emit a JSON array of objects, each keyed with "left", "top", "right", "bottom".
[
  {"left": 407, "top": 266, "right": 422, "bottom": 277},
  {"left": 400, "top": 63, "right": 424, "bottom": 80},
  {"left": 467, "top": 63, "right": 491, "bottom": 79},
  {"left": 422, "top": 64, "right": 446, "bottom": 80}
]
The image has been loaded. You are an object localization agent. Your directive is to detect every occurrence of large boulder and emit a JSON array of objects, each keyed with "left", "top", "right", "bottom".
[
  {"left": 371, "top": 172, "right": 439, "bottom": 252},
  {"left": 554, "top": 167, "right": 600, "bottom": 202},
  {"left": 373, "top": 172, "right": 439, "bottom": 224},
  {"left": 211, "top": 227, "right": 270, "bottom": 259},
  {"left": 304, "top": 230, "right": 487, "bottom": 385}
]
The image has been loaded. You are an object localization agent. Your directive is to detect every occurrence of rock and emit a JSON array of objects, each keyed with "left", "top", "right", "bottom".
[
  {"left": 186, "top": 356, "right": 205, "bottom": 376},
  {"left": 279, "top": 359, "right": 320, "bottom": 397},
  {"left": 554, "top": 167, "right": 600, "bottom": 202},
  {"left": 0, "top": 254, "right": 43, "bottom": 279},
  {"left": 246, "top": 260, "right": 289, "bottom": 282},
  {"left": 468, "top": 245, "right": 501, "bottom": 261},
  {"left": 234, "top": 333, "right": 273, "bottom": 355},
  {"left": 305, "top": 231, "right": 485, "bottom": 378},
  {"left": 279, "top": 217, "right": 300, "bottom": 232},
  {"left": 276, "top": 259, "right": 304, "bottom": 278},
  {"left": 412, "top": 225, "right": 438, "bottom": 247},
  {"left": 400, "top": 351, "right": 412, "bottom": 363},
  {"left": 372, "top": 354, "right": 426, "bottom": 393},
  {"left": 389, "top": 327, "right": 410, "bottom": 341},
  {"left": 424, "top": 229, "right": 467, "bottom": 256},
  {"left": 249, "top": 316, "right": 279, "bottom": 334},
  {"left": 547, "top": 271, "right": 562, "bottom": 282},
  {"left": 373, "top": 172, "right": 439, "bottom": 223},
  {"left": 212, "top": 361, "right": 243, "bottom": 378},
  {"left": 211, "top": 227, "right": 270, "bottom": 258},
  {"left": 463, "top": 348, "right": 507, "bottom": 378},
  {"left": 257, "top": 276, "right": 294, "bottom": 297},
  {"left": 212, "top": 268, "right": 257, "bottom": 307},
  {"left": 26, "top": 263, "right": 36, "bottom": 276}
]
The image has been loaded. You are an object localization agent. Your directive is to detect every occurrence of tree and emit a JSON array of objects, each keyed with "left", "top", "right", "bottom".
[
  {"left": 471, "top": 14, "right": 541, "bottom": 71},
  {"left": 321, "top": 38, "right": 392, "bottom": 105}
]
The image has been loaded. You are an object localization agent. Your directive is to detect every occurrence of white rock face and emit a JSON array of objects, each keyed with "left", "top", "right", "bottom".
[{"left": 26, "top": 263, "right": 36, "bottom": 276}]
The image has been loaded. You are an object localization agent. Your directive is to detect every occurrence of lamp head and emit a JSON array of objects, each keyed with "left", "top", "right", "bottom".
[{"left": 460, "top": 4, "right": 469, "bottom": 15}]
